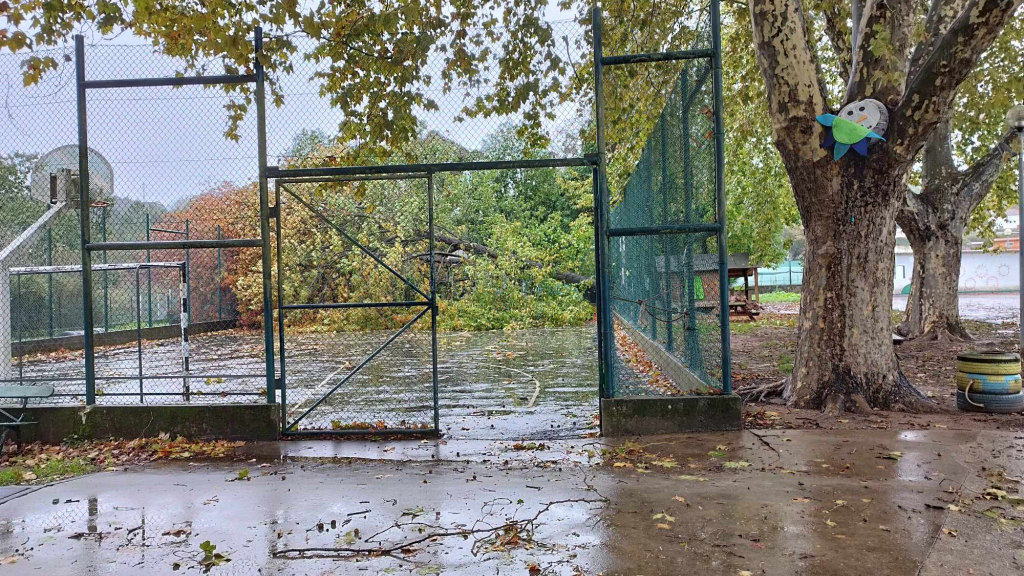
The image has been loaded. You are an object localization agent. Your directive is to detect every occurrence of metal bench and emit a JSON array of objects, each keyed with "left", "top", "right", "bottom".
[{"left": 0, "top": 385, "right": 55, "bottom": 448}]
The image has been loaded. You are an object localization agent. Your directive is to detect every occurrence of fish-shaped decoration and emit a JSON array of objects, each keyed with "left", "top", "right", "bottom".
[{"left": 817, "top": 99, "right": 888, "bottom": 160}]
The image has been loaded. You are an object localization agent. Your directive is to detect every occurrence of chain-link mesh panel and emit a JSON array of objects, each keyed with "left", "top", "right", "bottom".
[
  {"left": 0, "top": 44, "right": 267, "bottom": 408},
  {"left": 605, "top": 54, "right": 723, "bottom": 397},
  {"left": 0, "top": 47, "right": 83, "bottom": 404},
  {"left": 276, "top": 179, "right": 434, "bottom": 431},
  {"left": 281, "top": 307, "right": 434, "bottom": 432}
]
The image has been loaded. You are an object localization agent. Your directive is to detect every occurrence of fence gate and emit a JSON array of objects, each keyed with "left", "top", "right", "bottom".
[{"left": 274, "top": 175, "right": 439, "bottom": 435}]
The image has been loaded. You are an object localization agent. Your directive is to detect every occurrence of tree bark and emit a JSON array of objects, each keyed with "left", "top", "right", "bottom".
[
  {"left": 895, "top": 122, "right": 1015, "bottom": 340},
  {"left": 782, "top": 157, "right": 933, "bottom": 413},
  {"left": 897, "top": 219, "right": 970, "bottom": 340},
  {"left": 747, "top": 0, "right": 1018, "bottom": 413}
]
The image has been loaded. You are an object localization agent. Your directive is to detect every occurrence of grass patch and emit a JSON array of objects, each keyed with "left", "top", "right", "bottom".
[
  {"left": 0, "top": 457, "right": 93, "bottom": 486},
  {"left": 777, "top": 353, "right": 795, "bottom": 374},
  {"left": 731, "top": 316, "right": 798, "bottom": 335},
  {"left": 759, "top": 291, "right": 800, "bottom": 303}
]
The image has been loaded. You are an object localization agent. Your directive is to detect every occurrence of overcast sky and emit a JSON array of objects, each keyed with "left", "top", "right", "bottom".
[{"left": 0, "top": 2, "right": 583, "bottom": 210}]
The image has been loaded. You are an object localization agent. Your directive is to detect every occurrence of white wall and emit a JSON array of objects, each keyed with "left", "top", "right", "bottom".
[{"left": 894, "top": 250, "right": 1020, "bottom": 294}]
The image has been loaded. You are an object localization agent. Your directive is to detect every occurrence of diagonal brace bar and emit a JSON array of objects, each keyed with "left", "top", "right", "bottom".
[{"left": 281, "top": 184, "right": 429, "bottom": 301}]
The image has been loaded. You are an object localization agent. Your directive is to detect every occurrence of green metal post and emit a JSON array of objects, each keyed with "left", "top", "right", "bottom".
[
  {"left": 255, "top": 26, "right": 277, "bottom": 404},
  {"left": 145, "top": 213, "right": 152, "bottom": 327},
  {"left": 274, "top": 182, "right": 287, "bottom": 427},
  {"left": 46, "top": 227, "right": 53, "bottom": 338},
  {"left": 427, "top": 173, "right": 440, "bottom": 432},
  {"left": 75, "top": 34, "right": 97, "bottom": 405},
  {"left": 101, "top": 206, "right": 108, "bottom": 332},
  {"left": 16, "top": 274, "right": 22, "bottom": 384},
  {"left": 592, "top": 6, "right": 615, "bottom": 401},
  {"left": 710, "top": 0, "right": 732, "bottom": 394},
  {"left": 659, "top": 112, "right": 674, "bottom": 353},
  {"left": 681, "top": 71, "right": 701, "bottom": 371},
  {"left": 216, "top": 225, "right": 223, "bottom": 320}
]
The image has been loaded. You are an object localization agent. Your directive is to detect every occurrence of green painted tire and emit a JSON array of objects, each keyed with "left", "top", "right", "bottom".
[
  {"left": 956, "top": 372, "right": 1023, "bottom": 394},
  {"left": 956, "top": 390, "right": 1024, "bottom": 413},
  {"left": 955, "top": 358, "right": 1021, "bottom": 376}
]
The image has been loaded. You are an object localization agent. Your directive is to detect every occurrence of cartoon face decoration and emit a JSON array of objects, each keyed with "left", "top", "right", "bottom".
[
  {"left": 836, "top": 99, "right": 888, "bottom": 136},
  {"left": 816, "top": 99, "right": 889, "bottom": 160}
]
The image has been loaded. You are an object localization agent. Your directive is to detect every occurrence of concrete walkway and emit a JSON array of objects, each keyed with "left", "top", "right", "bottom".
[{"left": 0, "top": 430, "right": 1021, "bottom": 575}]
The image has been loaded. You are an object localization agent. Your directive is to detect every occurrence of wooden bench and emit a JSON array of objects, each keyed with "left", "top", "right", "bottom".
[{"left": 0, "top": 385, "right": 55, "bottom": 448}]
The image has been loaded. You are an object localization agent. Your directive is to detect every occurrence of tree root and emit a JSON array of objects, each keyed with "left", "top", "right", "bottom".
[{"left": 737, "top": 377, "right": 788, "bottom": 403}]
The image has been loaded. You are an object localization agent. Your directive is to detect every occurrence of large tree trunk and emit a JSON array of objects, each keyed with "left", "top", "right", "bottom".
[
  {"left": 746, "top": 0, "right": 1018, "bottom": 413},
  {"left": 894, "top": 121, "right": 1015, "bottom": 340},
  {"left": 898, "top": 225, "right": 970, "bottom": 340},
  {"left": 784, "top": 159, "right": 932, "bottom": 413}
]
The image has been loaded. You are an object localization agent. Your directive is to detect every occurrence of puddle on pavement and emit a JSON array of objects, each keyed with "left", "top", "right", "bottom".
[{"left": 14, "top": 326, "right": 601, "bottom": 440}]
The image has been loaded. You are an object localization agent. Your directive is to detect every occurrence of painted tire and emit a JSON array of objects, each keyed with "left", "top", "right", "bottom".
[
  {"left": 956, "top": 372, "right": 1023, "bottom": 394},
  {"left": 956, "top": 351, "right": 1020, "bottom": 363},
  {"left": 955, "top": 358, "right": 1021, "bottom": 376},
  {"left": 956, "top": 390, "right": 1024, "bottom": 413}
]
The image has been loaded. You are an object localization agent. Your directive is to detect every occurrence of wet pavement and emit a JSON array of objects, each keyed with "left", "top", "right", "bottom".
[
  {"left": 15, "top": 327, "right": 602, "bottom": 440},
  {"left": 893, "top": 292, "right": 1019, "bottom": 324},
  {"left": 2, "top": 430, "right": 1022, "bottom": 575}
]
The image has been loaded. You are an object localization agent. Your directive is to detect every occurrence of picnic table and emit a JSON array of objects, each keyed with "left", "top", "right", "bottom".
[{"left": 727, "top": 265, "right": 761, "bottom": 320}]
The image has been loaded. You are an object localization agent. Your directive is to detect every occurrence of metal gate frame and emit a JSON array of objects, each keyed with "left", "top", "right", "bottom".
[
  {"left": 68, "top": 5, "right": 729, "bottom": 436},
  {"left": 273, "top": 173, "right": 440, "bottom": 435}
]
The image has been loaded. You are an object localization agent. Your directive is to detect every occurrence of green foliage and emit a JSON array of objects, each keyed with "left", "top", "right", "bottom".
[
  {"left": 225, "top": 126, "right": 594, "bottom": 332},
  {"left": 959, "top": 9, "right": 1024, "bottom": 239},
  {"left": 1, "top": 0, "right": 570, "bottom": 155}
]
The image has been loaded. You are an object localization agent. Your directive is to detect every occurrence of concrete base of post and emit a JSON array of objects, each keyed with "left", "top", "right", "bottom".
[
  {"left": 15, "top": 403, "right": 281, "bottom": 443},
  {"left": 600, "top": 394, "right": 742, "bottom": 436}
]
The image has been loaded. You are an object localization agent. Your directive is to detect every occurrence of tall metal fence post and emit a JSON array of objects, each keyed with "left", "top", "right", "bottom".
[
  {"left": 46, "top": 227, "right": 53, "bottom": 338},
  {"left": 427, "top": 173, "right": 440, "bottom": 432},
  {"left": 273, "top": 182, "right": 287, "bottom": 427},
  {"left": 135, "top": 267, "right": 144, "bottom": 402},
  {"left": 75, "top": 34, "right": 97, "bottom": 405},
  {"left": 16, "top": 274, "right": 22, "bottom": 384},
  {"left": 254, "top": 26, "right": 276, "bottom": 404},
  {"left": 659, "top": 111, "right": 674, "bottom": 354},
  {"left": 592, "top": 6, "right": 615, "bottom": 402},
  {"left": 710, "top": 0, "right": 732, "bottom": 394},
  {"left": 216, "top": 225, "right": 223, "bottom": 320},
  {"left": 101, "top": 205, "right": 108, "bottom": 332},
  {"left": 145, "top": 213, "right": 153, "bottom": 327}
]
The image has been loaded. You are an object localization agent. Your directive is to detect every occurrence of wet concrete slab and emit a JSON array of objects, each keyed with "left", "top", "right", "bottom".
[{"left": 0, "top": 430, "right": 1020, "bottom": 575}]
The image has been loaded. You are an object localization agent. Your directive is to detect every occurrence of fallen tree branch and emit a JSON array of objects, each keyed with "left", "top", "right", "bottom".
[
  {"left": 272, "top": 497, "right": 607, "bottom": 559},
  {"left": 431, "top": 232, "right": 591, "bottom": 286}
]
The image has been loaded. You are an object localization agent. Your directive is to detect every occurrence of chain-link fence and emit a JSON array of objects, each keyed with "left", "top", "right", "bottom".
[
  {"left": 599, "top": 2, "right": 728, "bottom": 398},
  {"left": 0, "top": 41, "right": 264, "bottom": 406},
  {"left": 2, "top": 6, "right": 729, "bottom": 429}
]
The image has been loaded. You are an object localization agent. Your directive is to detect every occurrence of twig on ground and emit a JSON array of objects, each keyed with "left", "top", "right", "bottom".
[{"left": 272, "top": 497, "right": 608, "bottom": 559}]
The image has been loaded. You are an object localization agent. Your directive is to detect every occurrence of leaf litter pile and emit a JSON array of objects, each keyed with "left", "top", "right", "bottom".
[{"left": 0, "top": 433, "right": 244, "bottom": 486}]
